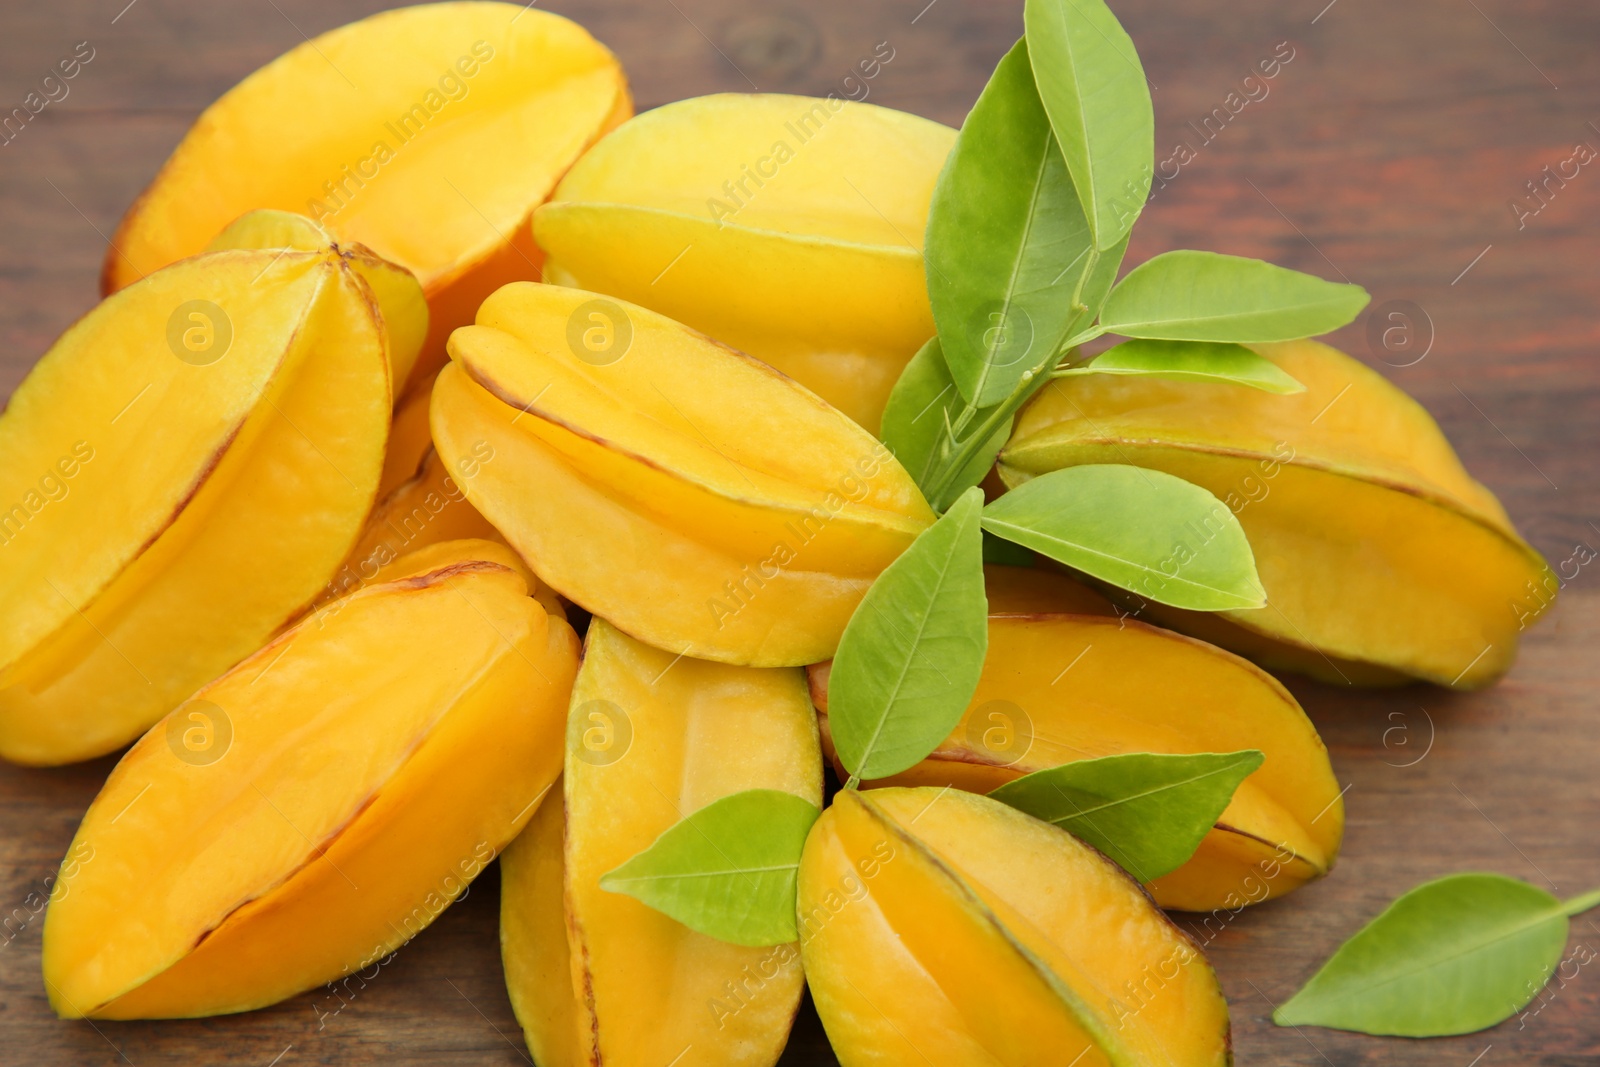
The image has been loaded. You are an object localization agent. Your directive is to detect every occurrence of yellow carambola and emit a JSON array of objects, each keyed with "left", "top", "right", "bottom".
[
  {"left": 1001, "top": 339, "right": 1555, "bottom": 689},
  {"left": 432, "top": 282, "right": 935, "bottom": 667},
  {"left": 799, "top": 787, "right": 1232, "bottom": 1066},
  {"left": 500, "top": 620, "right": 821, "bottom": 1066},
  {"left": 42, "top": 540, "right": 578, "bottom": 1018},
  {"left": 534, "top": 93, "right": 956, "bottom": 432},
  {"left": 0, "top": 239, "right": 402, "bottom": 765}
]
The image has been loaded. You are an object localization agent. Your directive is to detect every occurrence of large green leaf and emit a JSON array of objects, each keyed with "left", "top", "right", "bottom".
[
  {"left": 829, "top": 488, "right": 988, "bottom": 781},
  {"left": 1099, "top": 250, "right": 1370, "bottom": 342},
  {"left": 1275, "top": 874, "right": 1600, "bottom": 1036},
  {"left": 599, "top": 789, "right": 821, "bottom": 947},
  {"left": 1056, "top": 338, "right": 1306, "bottom": 394},
  {"left": 880, "top": 338, "right": 1012, "bottom": 510},
  {"left": 981, "top": 464, "right": 1265, "bottom": 611},
  {"left": 989, "top": 750, "right": 1264, "bottom": 883},
  {"left": 1023, "top": 0, "right": 1154, "bottom": 250},
  {"left": 925, "top": 40, "right": 1101, "bottom": 409}
]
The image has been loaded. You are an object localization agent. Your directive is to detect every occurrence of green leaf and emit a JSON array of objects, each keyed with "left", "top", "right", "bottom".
[
  {"left": 1023, "top": 0, "right": 1155, "bottom": 250},
  {"left": 990, "top": 750, "right": 1264, "bottom": 882},
  {"left": 829, "top": 487, "right": 988, "bottom": 781},
  {"left": 599, "top": 789, "right": 820, "bottom": 947},
  {"left": 1057, "top": 339, "right": 1306, "bottom": 394},
  {"left": 925, "top": 40, "right": 1107, "bottom": 409},
  {"left": 1099, "top": 250, "right": 1370, "bottom": 342},
  {"left": 880, "top": 338, "right": 1012, "bottom": 510},
  {"left": 1275, "top": 874, "right": 1600, "bottom": 1037},
  {"left": 981, "top": 464, "right": 1265, "bottom": 611}
]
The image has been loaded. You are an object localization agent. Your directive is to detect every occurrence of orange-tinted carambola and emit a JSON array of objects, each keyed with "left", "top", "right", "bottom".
[
  {"left": 102, "top": 2, "right": 632, "bottom": 392},
  {"left": 42, "top": 540, "right": 578, "bottom": 1018}
]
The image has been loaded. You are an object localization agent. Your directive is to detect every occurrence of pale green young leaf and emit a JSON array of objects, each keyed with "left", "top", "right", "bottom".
[
  {"left": 925, "top": 40, "right": 1106, "bottom": 409},
  {"left": 599, "top": 789, "right": 821, "bottom": 947},
  {"left": 981, "top": 464, "right": 1265, "bottom": 611},
  {"left": 1275, "top": 874, "right": 1600, "bottom": 1037},
  {"left": 880, "top": 338, "right": 1012, "bottom": 510},
  {"left": 1056, "top": 338, "right": 1306, "bottom": 394},
  {"left": 990, "top": 750, "right": 1264, "bottom": 882},
  {"left": 1100, "top": 250, "right": 1370, "bottom": 342},
  {"left": 1023, "top": 0, "right": 1155, "bottom": 250},
  {"left": 829, "top": 488, "right": 988, "bottom": 781}
]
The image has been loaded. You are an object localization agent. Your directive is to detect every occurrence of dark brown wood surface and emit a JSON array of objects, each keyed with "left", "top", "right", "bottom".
[{"left": 3, "top": 1, "right": 1598, "bottom": 1063}]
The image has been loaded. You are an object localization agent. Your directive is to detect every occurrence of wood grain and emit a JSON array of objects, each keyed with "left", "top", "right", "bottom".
[{"left": 2, "top": 1, "right": 1598, "bottom": 1063}]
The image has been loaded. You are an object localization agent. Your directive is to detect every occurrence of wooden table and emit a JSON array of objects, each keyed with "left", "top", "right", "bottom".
[{"left": 2, "top": 1, "right": 1597, "bottom": 1063}]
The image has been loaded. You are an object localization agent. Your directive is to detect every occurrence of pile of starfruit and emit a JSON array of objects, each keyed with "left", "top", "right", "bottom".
[{"left": 2, "top": 1, "right": 1555, "bottom": 1062}]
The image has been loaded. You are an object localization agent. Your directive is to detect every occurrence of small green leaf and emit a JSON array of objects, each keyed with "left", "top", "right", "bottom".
[
  {"left": 880, "top": 338, "right": 1012, "bottom": 510},
  {"left": 1057, "top": 339, "right": 1306, "bottom": 394},
  {"left": 1275, "top": 874, "right": 1600, "bottom": 1037},
  {"left": 926, "top": 40, "right": 1111, "bottom": 409},
  {"left": 599, "top": 789, "right": 820, "bottom": 947},
  {"left": 990, "top": 750, "right": 1264, "bottom": 882},
  {"left": 1100, "top": 250, "right": 1370, "bottom": 342},
  {"left": 829, "top": 487, "right": 988, "bottom": 781},
  {"left": 1023, "top": 0, "right": 1154, "bottom": 250},
  {"left": 981, "top": 464, "right": 1265, "bottom": 611}
]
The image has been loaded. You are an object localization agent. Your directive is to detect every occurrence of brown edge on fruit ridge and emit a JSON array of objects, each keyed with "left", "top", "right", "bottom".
[
  {"left": 809, "top": 608, "right": 1308, "bottom": 722},
  {"left": 1211, "top": 819, "right": 1327, "bottom": 878},
  {"left": 141, "top": 422, "right": 245, "bottom": 561},
  {"left": 457, "top": 363, "right": 921, "bottom": 547},
  {"left": 100, "top": 164, "right": 161, "bottom": 295},
  {"left": 385, "top": 557, "right": 515, "bottom": 591},
  {"left": 458, "top": 359, "right": 922, "bottom": 538},
  {"left": 1008, "top": 428, "right": 1546, "bottom": 683},
  {"left": 184, "top": 788, "right": 385, "bottom": 961},
  {"left": 38, "top": 417, "right": 248, "bottom": 675},
  {"left": 269, "top": 255, "right": 395, "bottom": 627},
  {"left": 814, "top": 702, "right": 1325, "bottom": 887},
  {"left": 559, "top": 796, "right": 606, "bottom": 1067},
  {"left": 335, "top": 252, "right": 395, "bottom": 400},
  {"left": 1001, "top": 431, "right": 1545, "bottom": 568}
]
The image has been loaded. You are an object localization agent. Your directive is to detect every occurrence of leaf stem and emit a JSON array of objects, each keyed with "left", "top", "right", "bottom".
[
  {"left": 1065, "top": 247, "right": 1102, "bottom": 323},
  {"left": 844, "top": 774, "right": 861, "bottom": 792},
  {"left": 1060, "top": 325, "right": 1106, "bottom": 351},
  {"left": 922, "top": 249, "right": 1103, "bottom": 507},
  {"left": 924, "top": 394, "right": 1020, "bottom": 506},
  {"left": 1561, "top": 887, "right": 1600, "bottom": 917}
]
